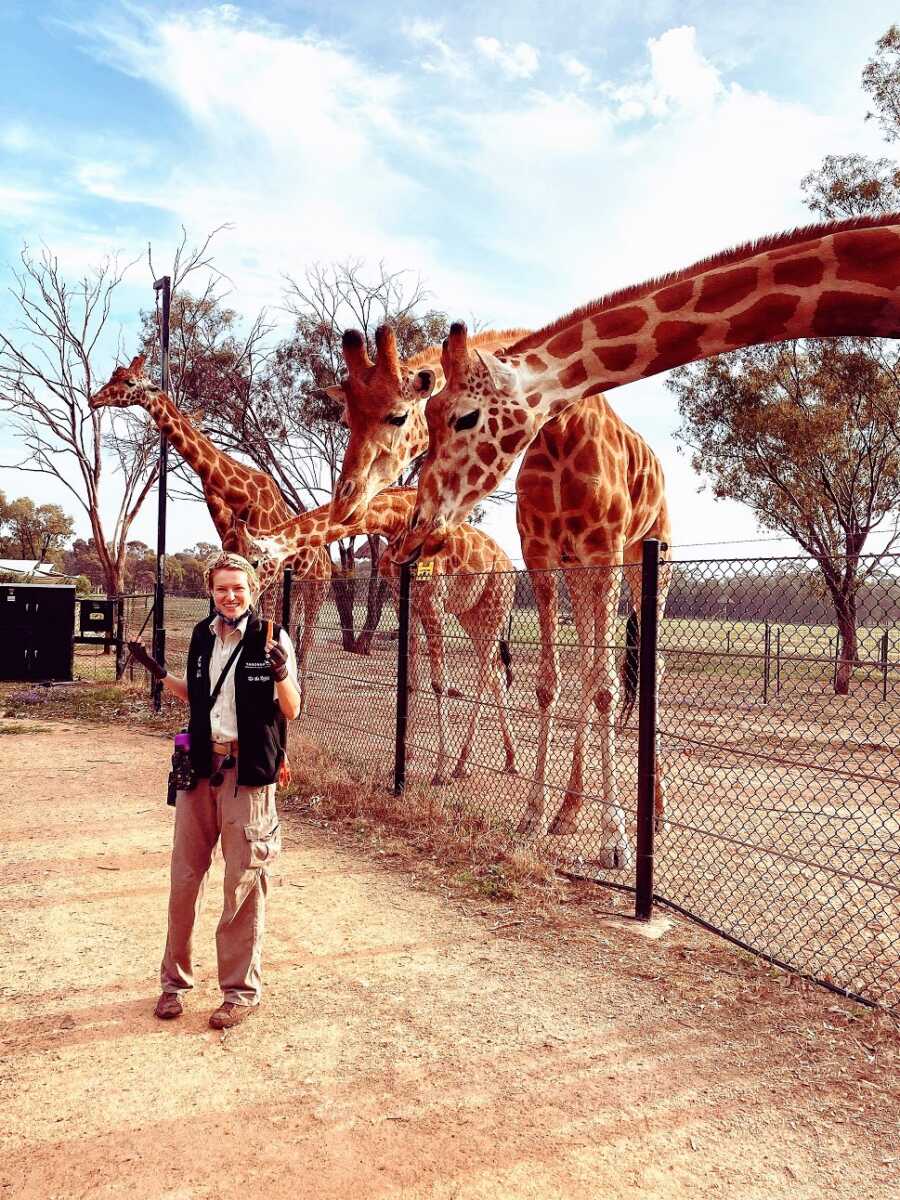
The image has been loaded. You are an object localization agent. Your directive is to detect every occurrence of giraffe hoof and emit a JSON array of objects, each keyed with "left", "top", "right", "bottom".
[
  {"left": 548, "top": 813, "right": 579, "bottom": 837},
  {"left": 516, "top": 811, "right": 541, "bottom": 837},
  {"left": 593, "top": 844, "right": 633, "bottom": 871}
]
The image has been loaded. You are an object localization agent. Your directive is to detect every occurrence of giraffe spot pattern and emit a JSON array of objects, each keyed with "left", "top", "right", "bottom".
[
  {"left": 546, "top": 325, "right": 584, "bottom": 359},
  {"left": 596, "top": 344, "right": 637, "bottom": 372},
  {"left": 725, "top": 294, "right": 800, "bottom": 346},
  {"left": 834, "top": 229, "right": 900, "bottom": 287},
  {"left": 525, "top": 354, "right": 547, "bottom": 371},
  {"left": 581, "top": 382, "right": 605, "bottom": 399},
  {"left": 559, "top": 360, "right": 588, "bottom": 389},
  {"left": 653, "top": 280, "right": 694, "bottom": 313},
  {"left": 812, "top": 291, "right": 890, "bottom": 335},
  {"left": 500, "top": 430, "right": 527, "bottom": 455},
  {"left": 646, "top": 320, "right": 705, "bottom": 373},
  {"left": 772, "top": 255, "right": 825, "bottom": 287},
  {"left": 477, "top": 442, "right": 498, "bottom": 467},
  {"left": 526, "top": 392, "right": 543, "bottom": 407},
  {"left": 695, "top": 266, "right": 758, "bottom": 314},
  {"left": 591, "top": 306, "right": 648, "bottom": 338}
]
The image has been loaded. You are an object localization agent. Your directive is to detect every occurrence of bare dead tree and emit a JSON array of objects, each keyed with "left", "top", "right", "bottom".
[{"left": 0, "top": 246, "right": 159, "bottom": 600}]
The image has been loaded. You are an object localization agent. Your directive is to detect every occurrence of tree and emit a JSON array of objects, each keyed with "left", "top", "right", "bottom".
[
  {"left": 0, "top": 493, "right": 74, "bottom": 565},
  {"left": 187, "top": 259, "right": 449, "bottom": 650},
  {"left": 669, "top": 339, "right": 900, "bottom": 693},
  {"left": 801, "top": 25, "right": 900, "bottom": 219},
  {"left": 0, "top": 247, "right": 160, "bottom": 598}
]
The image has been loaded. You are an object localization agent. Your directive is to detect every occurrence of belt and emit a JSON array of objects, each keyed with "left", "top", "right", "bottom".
[{"left": 211, "top": 739, "right": 239, "bottom": 756}]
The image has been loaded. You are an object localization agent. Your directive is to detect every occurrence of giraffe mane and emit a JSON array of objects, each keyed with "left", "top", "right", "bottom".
[
  {"left": 403, "top": 328, "right": 532, "bottom": 371},
  {"left": 507, "top": 214, "right": 900, "bottom": 355}
]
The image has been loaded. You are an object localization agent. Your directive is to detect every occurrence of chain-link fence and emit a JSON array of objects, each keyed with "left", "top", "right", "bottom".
[
  {"left": 654, "top": 553, "right": 900, "bottom": 1012},
  {"left": 115, "top": 551, "right": 899, "bottom": 1011},
  {"left": 290, "top": 550, "right": 899, "bottom": 1012}
]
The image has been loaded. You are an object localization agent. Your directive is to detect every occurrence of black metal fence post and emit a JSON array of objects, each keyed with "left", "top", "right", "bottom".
[
  {"left": 762, "top": 621, "right": 771, "bottom": 703},
  {"left": 114, "top": 596, "right": 126, "bottom": 681},
  {"left": 881, "top": 629, "right": 889, "bottom": 702},
  {"left": 281, "top": 566, "right": 293, "bottom": 630},
  {"left": 635, "top": 538, "right": 661, "bottom": 922},
  {"left": 151, "top": 273, "right": 171, "bottom": 712},
  {"left": 393, "top": 561, "right": 413, "bottom": 795}
]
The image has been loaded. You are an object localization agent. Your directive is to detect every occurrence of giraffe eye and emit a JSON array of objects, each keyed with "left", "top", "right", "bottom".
[
  {"left": 385, "top": 413, "right": 407, "bottom": 427},
  {"left": 453, "top": 410, "right": 479, "bottom": 432}
]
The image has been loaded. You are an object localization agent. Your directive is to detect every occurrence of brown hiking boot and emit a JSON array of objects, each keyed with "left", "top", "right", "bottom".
[
  {"left": 154, "top": 992, "right": 183, "bottom": 1020},
  {"left": 209, "top": 1002, "right": 257, "bottom": 1030}
]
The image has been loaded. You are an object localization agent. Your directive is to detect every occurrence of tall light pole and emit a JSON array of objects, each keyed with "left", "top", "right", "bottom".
[{"left": 152, "top": 274, "right": 171, "bottom": 712}]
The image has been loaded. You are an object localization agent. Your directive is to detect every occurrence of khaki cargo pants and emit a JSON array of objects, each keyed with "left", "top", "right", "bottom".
[{"left": 160, "top": 753, "right": 282, "bottom": 1007}]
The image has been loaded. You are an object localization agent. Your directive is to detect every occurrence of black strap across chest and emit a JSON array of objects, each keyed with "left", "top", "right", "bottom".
[{"left": 208, "top": 637, "right": 244, "bottom": 711}]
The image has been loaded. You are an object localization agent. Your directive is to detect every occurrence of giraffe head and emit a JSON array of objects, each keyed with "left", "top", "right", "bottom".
[
  {"left": 89, "top": 355, "right": 152, "bottom": 410},
  {"left": 327, "top": 325, "right": 436, "bottom": 525},
  {"left": 396, "top": 322, "right": 541, "bottom": 561}
]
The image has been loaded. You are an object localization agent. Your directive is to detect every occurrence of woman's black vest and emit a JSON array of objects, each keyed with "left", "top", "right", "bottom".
[{"left": 186, "top": 611, "right": 287, "bottom": 787}]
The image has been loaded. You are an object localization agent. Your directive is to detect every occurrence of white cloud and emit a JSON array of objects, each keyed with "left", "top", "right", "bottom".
[
  {"left": 403, "top": 18, "right": 470, "bottom": 79},
  {"left": 0, "top": 183, "right": 54, "bottom": 225},
  {"left": 601, "top": 25, "right": 724, "bottom": 122},
  {"left": 473, "top": 36, "right": 540, "bottom": 80},
  {"left": 560, "top": 54, "right": 592, "bottom": 87}
]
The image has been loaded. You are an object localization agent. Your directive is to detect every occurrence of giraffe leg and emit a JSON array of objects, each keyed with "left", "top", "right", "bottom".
[
  {"left": 450, "top": 633, "right": 492, "bottom": 780},
  {"left": 549, "top": 566, "right": 632, "bottom": 869},
  {"left": 518, "top": 570, "right": 559, "bottom": 836},
  {"left": 295, "top": 578, "right": 326, "bottom": 719},
  {"left": 418, "top": 595, "right": 450, "bottom": 786}
]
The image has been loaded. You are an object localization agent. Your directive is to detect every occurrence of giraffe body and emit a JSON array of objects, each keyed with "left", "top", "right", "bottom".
[
  {"left": 89, "top": 357, "right": 331, "bottom": 713},
  {"left": 397, "top": 217, "right": 900, "bottom": 859},
  {"left": 324, "top": 328, "right": 668, "bottom": 861},
  {"left": 249, "top": 488, "right": 517, "bottom": 783}
]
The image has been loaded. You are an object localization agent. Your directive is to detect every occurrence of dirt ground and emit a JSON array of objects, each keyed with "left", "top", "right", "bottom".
[{"left": 1, "top": 722, "right": 898, "bottom": 1200}]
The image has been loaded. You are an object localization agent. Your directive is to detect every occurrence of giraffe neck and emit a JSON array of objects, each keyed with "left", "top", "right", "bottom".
[
  {"left": 509, "top": 216, "right": 900, "bottom": 416},
  {"left": 265, "top": 489, "right": 418, "bottom": 556},
  {"left": 138, "top": 388, "right": 249, "bottom": 492}
]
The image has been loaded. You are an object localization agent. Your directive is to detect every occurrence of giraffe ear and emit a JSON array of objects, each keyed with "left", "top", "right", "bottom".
[
  {"left": 411, "top": 368, "right": 436, "bottom": 399},
  {"left": 474, "top": 348, "right": 516, "bottom": 394},
  {"left": 128, "top": 354, "right": 147, "bottom": 375}
]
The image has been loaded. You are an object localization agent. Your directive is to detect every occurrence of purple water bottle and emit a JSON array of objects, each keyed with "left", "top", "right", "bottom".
[{"left": 168, "top": 731, "right": 194, "bottom": 805}]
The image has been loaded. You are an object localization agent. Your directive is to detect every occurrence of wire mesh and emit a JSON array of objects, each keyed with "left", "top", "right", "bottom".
[
  {"left": 653, "top": 554, "right": 900, "bottom": 1011},
  {"left": 283, "top": 573, "right": 399, "bottom": 788},
  {"left": 115, "top": 552, "right": 900, "bottom": 1011}
]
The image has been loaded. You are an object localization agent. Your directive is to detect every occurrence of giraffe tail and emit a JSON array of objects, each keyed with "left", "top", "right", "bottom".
[
  {"left": 618, "top": 610, "right": 640, "bottom": 731},
  {"left": 498, "top": 638, "right": 513, "bottom": 689}
]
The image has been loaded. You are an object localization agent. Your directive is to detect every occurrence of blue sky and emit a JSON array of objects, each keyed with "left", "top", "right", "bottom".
[{"left": 1, "top": 1, "right": 898, "bottom": 561}]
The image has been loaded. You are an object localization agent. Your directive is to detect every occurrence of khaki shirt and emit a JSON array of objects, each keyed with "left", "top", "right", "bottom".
[{"left": 208, "top": 612, "right": 298, "bottom": 743}]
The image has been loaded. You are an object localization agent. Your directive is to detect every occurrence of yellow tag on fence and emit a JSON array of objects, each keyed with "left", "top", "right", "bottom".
[{"left": 415, "top": 559, "right": 435, "bottom": 579}]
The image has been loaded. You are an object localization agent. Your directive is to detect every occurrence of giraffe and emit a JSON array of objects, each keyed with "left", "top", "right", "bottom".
[
  {"left": 324, "top": 325, "right": 667, "bottom": 866},
  {"left": 248, "top": 487, "right": 518, "bottom": 785},
  {"left": 327, "top": 326, "right": 529, "bottom": 525},
  {"left": 89, "top": 355, "right": 331, "bottom": 713},
  {"left": 397, "top": 214, "right": 900, "bottom": 860}
]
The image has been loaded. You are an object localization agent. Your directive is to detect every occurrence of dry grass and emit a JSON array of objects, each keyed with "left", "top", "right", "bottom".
[{"left": 282, "top": 731, "right": 567, "bottom": 908}]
